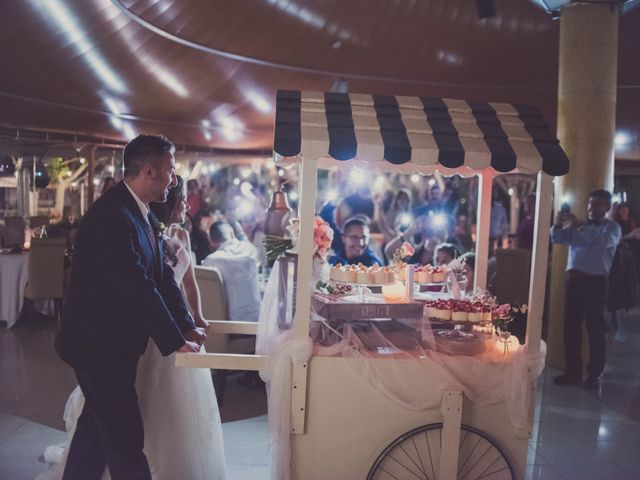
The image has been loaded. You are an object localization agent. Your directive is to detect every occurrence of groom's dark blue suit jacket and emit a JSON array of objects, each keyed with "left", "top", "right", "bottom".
[{"left": 56, "top": 181, "right": 196, "bottom": 373}]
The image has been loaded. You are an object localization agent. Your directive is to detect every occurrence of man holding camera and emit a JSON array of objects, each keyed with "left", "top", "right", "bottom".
[{"left": 551, "top": 190, "right": 621, "bottom": 389}]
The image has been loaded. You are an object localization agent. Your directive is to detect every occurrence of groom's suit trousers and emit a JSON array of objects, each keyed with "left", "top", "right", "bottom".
[{"left": 62, "top": 367, "right": 151, "bottom": 480}]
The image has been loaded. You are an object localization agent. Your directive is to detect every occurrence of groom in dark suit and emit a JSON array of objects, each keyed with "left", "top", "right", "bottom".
[{"left": 56, "top": 134, "right": 204, "bottom": 480}]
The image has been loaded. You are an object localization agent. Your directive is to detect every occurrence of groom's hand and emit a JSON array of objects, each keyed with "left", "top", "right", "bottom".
[
  {"left": 178, "top": 340, "right": 201, "bottom": 353},
  {"left": 184, "top": 328, "right": 206, "bottom": 345}
]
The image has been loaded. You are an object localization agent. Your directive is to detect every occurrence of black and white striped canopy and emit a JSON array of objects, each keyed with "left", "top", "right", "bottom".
[{"left": 274, "top": 91, "right": 569, "bottom": 176}]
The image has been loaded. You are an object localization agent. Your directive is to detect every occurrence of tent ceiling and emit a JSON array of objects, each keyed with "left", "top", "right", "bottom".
[{"left": 0, "top": 0, "right": 638, "bottom": 160}]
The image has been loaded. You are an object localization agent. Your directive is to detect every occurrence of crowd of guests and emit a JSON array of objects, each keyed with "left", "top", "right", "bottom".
[{"left": 320, "top": 179, "right": 531, "bottom": 293}]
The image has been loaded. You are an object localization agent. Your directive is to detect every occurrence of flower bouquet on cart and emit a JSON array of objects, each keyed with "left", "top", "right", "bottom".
[
  {"left": 391, "top": 241, "right": 415, "bottom": 281},
  {"left": 264, "top": 216, "right": 334, "bottom": 280},
  {"left": 492, "top": 303, "right": 528, "bottom": 355}
]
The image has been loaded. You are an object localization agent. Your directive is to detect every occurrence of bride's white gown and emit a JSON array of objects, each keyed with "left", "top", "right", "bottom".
[{"left": 42, "top": 226, "right": 226, "bottom": 480}]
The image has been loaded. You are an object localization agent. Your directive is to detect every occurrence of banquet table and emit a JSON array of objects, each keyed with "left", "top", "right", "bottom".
[{"left": 0, "top": 253, "right": 29, "bottom": 327}]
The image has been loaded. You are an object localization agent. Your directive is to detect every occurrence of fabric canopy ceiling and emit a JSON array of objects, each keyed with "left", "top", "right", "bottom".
[
  {"left": 0, "top": 0, "right": 637, "bottom": 159},
  {"left": 274, "top": 91, "right": 569, "bottom": 176}
]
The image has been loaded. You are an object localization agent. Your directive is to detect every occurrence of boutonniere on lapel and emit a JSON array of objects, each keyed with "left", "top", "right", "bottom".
[{"left": 152, "top": 221, "right": 167, "bottom": 239}]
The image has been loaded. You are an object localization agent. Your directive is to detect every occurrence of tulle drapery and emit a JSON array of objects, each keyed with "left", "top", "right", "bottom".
[{"left": 257, "top": 263, "right": 545, "bottom": 478}]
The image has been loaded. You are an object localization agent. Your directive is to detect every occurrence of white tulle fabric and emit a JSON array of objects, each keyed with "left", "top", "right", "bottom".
[
  {"left": 256, "top": 262, "right": 546, "bottom": 478},
  {"left": 311, "top": 315, "right": 546, "bottom": 431},
  {"left": 39, "top": 226, "right": 226, "bottom": 480},
  {"left": 256, "top": 261, "right": 312, "bottom": 480}
]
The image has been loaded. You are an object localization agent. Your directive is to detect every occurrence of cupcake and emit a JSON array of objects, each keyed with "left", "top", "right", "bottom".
[
  {"left": 357, "top": 269, "right": 374, "bottom": 285},
  {"left": 434, "top": 300, "right": 451, "bottom": 320},
  {"left": 468, "top": 303, "right": 483, "bottom": 323},
  {"left": 431, "top": 266, "right": 445, "bottom": 283},
  {"left": 420, "top": 266, "right": 433, "bottom": 284},
  {"left": 373, "top": 267, "right": 389, "bottom": 285},
  {"left": 342, "top": 265, "right": 357, "bottom": 283},
  {"left": 330, "top": 264, "right": 341, "bottom": 281}
]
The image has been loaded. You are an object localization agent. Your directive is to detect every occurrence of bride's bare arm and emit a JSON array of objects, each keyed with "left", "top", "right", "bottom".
[{"left": 176, "top": 226, "right": 210, "bottom": 331}]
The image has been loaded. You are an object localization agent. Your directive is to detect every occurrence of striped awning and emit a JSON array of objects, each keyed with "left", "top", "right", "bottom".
[{"left": 273, "top": 91, "right": 569, "bottom": 176}]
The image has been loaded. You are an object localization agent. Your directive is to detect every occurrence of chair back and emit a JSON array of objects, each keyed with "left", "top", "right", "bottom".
[
  {"left": 24, "top": 238, "right": 66, "bottom": 300},
  {"left": 194, "top": 265, "right": 255, "bottom": 354},
  {"left": 195, "top": 265, "right": 229, "bottom": 353},
  {"left": 495, "top": 248, "right": 531, "bottom": 305},
  {"left": 195, "top": 265, "right": 228, "bottom": 320}
]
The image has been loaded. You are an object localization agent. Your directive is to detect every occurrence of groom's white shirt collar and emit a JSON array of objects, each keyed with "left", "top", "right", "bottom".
[{"left": 123, "top": 181, "right": 150, "bottom": 225}]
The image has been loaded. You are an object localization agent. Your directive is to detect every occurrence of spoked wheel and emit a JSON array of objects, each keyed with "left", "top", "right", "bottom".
[{"left": 367, "top": 423, "right": 515, "bottom": 480}]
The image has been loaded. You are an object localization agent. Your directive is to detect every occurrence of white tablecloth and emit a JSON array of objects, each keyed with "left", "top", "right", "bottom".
[{"left": 0, "top": 253, "right": 29, "bottom": 327}]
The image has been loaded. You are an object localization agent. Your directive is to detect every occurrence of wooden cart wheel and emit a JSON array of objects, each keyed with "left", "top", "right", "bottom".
[{"left": 367, "top": 423, "right": 515, "bottom": 480}]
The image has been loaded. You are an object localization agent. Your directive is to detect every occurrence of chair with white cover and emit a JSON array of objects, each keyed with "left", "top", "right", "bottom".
[
  {"left": 194, "top": 265, "right": 256, "bottom": 405},
  {"left": 23, "top": 238, "right": 66, "bottom": 322}
]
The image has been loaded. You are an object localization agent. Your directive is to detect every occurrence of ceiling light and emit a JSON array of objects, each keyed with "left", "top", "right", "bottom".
[{"left": 30, "top": 0, "right": 127, "bottom": 93}]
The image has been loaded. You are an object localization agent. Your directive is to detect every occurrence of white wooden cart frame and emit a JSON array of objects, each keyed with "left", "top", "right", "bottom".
[{"left": 177, "top": 91, "right": 568, "bottom": 479}]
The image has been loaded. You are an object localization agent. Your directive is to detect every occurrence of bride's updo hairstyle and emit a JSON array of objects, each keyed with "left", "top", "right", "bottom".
[
  {"left": 150, "top": 175, "right": 185, "bottom": 225},
  {"left": 150, "top": 175, "right": 186, "bottom": 267}
]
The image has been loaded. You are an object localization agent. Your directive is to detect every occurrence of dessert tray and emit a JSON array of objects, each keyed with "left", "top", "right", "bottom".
[{"left": 311, "top": 292, "right": 424, "bottom": 322}]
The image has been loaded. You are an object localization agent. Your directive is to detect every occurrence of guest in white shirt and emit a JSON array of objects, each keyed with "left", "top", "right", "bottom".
[{"left": 202, "top": 221, "right": 261, "bottom": 322}]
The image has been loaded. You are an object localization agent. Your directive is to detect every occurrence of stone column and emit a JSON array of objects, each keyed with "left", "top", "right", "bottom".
[{"left": 547, "top": 3, "right": 619, "bottom": 368}]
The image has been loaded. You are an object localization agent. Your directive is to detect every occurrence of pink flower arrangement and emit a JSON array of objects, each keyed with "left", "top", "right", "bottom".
[
  {"left": 399, "top": 241, "right": 415, "bottom": 257},
  {"left": 392, "top": 241, "right": 415, "bottom": 265},
  {"left": 313, "top": 216, "right": 334, "bottom": 260}
]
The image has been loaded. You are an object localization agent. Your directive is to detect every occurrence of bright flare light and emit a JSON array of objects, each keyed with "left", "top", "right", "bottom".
[
  {"left": 240, "top": 181, "right": 254, "bottom": 197},
  {"left": 350, "top": 169, "right": 366, "bottom": 186},
  {"left": 398, "top": 213, "right": 413, "bottom": 227},
  {"left": 278, "top": 169, "right": 285, "bottom": 177},
  {"left": 614, "top": 131, "right": 632, "bottom": 147},
  {"left": 240, "top": 168, "right": 251, "bottom": 179},
  {"left": 373, "top": 176, "right": 386, "bottom": 193},
  {"left": 508, "top": 188, "right": 514, "bottom": 196},
  {"left": 288, "top": 191, "right": 299, "bottom": 202},
  {"left": 410, "top": 174, "right": 421, "bottom": 184},
  {"left": 248, "top": 91, "right": 272, "bottom": 113},
  {"left": 233, "top": 178, "right": 240, "bottom": 186},
  {"left": 236, "top": 197, "right": 254, "bottom": 217},
  {"left": 327, "top": 190, "right": 338, "bottom": 202},
  {"left": 432, "top": 214, "right": 447, "bottom": 228},
  {"left": 122, "top": 123, "right": 137, "bottom": 140}
]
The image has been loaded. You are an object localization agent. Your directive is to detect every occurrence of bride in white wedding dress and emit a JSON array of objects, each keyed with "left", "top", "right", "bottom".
[{"left": 41, "top": 176, "right": 226, "bottom": 480}]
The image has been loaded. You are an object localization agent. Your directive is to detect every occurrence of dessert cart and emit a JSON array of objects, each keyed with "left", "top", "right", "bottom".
[{"left": 176, "top": 91, "right": 569, "bottom": 479}]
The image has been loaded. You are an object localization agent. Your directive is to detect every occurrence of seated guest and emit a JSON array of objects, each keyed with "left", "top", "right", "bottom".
[
  {"left": 460, "top": 252, "right": 476, "bottom": 293},
  {"left": 202, "top": 221, "right": 261, "bottom": 322},
  {"left": 434, "top": 242, "right": 458, "bottom": 266},
  {"left": 191, "top": 208, "right": 215, "bottom": 264},
  {"left": 329, "top": 217, "right": 382, "bottom": 267}
]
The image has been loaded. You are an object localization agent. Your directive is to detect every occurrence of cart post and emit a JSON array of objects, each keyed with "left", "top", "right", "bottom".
[
  {"left": 519, "top": 171, "right": 553, "bottom": 438},
  {"left": 474, "top": 169, "right": 493, "bottom": 290},
  {"left": 291, "top": 156, "right": 318, "bottom": 435},
  {"left": 439, "top": 390, "right": 463, "bottom": 480},
  {"left": 525, "top": 171, "right": 553, "bottom": 355}
]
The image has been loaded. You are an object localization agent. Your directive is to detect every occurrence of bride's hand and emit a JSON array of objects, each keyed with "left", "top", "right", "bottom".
[
  {"left": 184, "top": 328, "right": 206, "bottom": 345},
  {"left": 178, "top": 340, "right": 201, "bottom": 353},
  {"left": 195, "top": 318, "right": 211, "bottom": 332}
]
